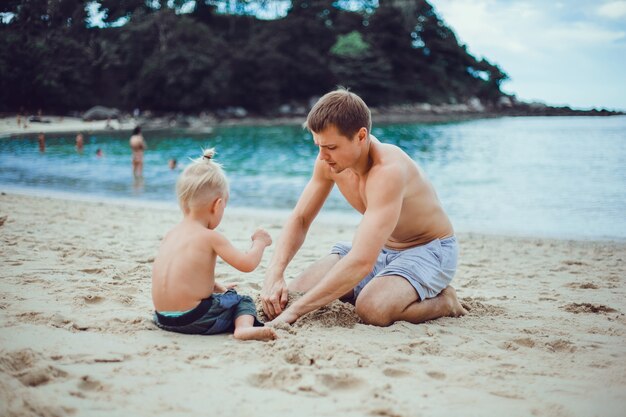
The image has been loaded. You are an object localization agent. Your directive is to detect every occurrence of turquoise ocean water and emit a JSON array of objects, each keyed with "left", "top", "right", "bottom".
[{"left": 1, "top": 116, "right": 625, "bottom": 240}]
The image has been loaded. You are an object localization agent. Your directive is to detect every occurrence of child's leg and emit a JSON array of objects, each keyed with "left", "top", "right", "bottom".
[{"left": 233, "top": 315, "right": 277, "bottom": 341}]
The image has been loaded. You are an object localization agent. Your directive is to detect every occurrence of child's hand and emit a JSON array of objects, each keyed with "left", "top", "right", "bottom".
[{"left": 251, "top": 228, "right": 272, "bottom": 247}]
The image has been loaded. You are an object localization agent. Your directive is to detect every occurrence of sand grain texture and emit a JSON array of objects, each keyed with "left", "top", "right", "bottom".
[{"left": 1, "top": 193, "right": 625, "bottom": 417}]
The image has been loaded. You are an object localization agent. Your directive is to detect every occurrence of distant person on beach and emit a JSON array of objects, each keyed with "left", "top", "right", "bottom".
[
  {"left": 168, "top": 158, "right": 177, "bottom": 170},
  {"left": 75, "top": 133, "right": 84, "bottom": 153},
  {"left": 151, "top": 148, "right": 276, "bottom": 341},
  {"left": 129, "top": 126, "right": 146, "bottom": 178},
  {"left": 38, "top": 133, "right": 45, "bottom": 152},
  {"left": 262, "top": 88, "right": 467, "bottom": 326}
]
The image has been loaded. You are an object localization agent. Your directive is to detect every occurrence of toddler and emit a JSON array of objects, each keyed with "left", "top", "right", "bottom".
[{"left": 152, "top": 148, "right": 276, "bottom": 341}]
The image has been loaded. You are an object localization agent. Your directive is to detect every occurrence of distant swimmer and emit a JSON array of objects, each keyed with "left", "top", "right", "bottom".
[
  {"left": 38, "top": 132, "right": 45, "bottom": 153},
  {"left": 75, "top": 133, "right": 84, "bottom": 153},
  {"left": 129, "top": 126, "right": 147, "bottom": 178}
]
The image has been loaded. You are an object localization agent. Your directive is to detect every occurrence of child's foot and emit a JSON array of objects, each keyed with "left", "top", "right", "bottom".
[{"left": 234, "top": 326, "right": 277, "bottom": 341}]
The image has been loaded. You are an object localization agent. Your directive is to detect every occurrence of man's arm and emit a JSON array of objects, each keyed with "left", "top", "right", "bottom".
[
  {"left": 261, "top": 159, "right": 334, "bottom": 318},
  {"left": 274, "top": 165, "right": 405, "bottom": 324}
]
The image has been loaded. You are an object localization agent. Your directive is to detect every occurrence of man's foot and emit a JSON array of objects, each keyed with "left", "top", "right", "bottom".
[
  {"left": 440, "top": 286, "right": 468, "bottom": 317},
  {"left": 234, "top": 326, "right": 277, "bottom": 341}
]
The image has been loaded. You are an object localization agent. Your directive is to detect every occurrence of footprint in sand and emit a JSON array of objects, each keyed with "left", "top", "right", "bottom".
[
  {"left": 1, "top": 349, "right": 68, "bottom": 387},
  {"left": 1, "top": 349, "right": 38, "bottom": 373},
  {"left": 566, "top": 282, "right": 599, "bottom": 289},
  {"left": 562, "top": 303, "right": 618, "bottom": 314},
  {"left": 545, "top": 339, "right": 576, "bottom": 353},
  {"left": 283, "top": 349, "right": 318, "bottom": 366},
  {"left": 425, "top": 371, "right": 446, "bottom": 380},
  {"left": 513, "top": 337, "right": 536, "bottom": 348},
  {"left": 382, "top": 368, "right": 411, "bottom": 378},
  {"left": 561, "top": 260, "right": 588, "bottom": 266},
  {"left": 78, "top": 375, "right": 106, "bottom": 391},
  {"left": 499, "top": 337, "right": 537, "bottom": 351},
  {"left": 82, "top": 294, "right": 104, "bottom": 304},
  {"left": 16, "top": 366, "right": 68, "bottom": 387},
  {"left": 490, "top": 390, "right": 524, "bottom": 400},
  {"left": 80, "top": 268, "right": 105, "bottom": 275},
  {"left": 248, "top": 367, "right": 303, "bottom": 390},
  {"left": 316, "top": 372, "right": 365, "bottom": 390},
  {"left": 461, "top": 298, "right": 506, "bottom": 316}
]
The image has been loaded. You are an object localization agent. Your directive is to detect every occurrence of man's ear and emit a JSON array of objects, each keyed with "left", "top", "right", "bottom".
[{"left": 358, "top": 127, "right": 368, "bottom": 142}]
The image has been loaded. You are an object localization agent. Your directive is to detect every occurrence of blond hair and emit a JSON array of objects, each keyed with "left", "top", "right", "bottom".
[
  {"left": 176, "top": 148, "right": 228, "bottom": 212},
  {"left": 305, "top": 88, "right": 371, "bottom": 139}
]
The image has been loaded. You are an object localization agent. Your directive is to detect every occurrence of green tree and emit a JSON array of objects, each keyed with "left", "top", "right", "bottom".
[
  {"left": 331, "top": 31, "right": 369, "bottom": 57},
  {"left": 0, "top": 0, "right": 509, "bottom": 113}
]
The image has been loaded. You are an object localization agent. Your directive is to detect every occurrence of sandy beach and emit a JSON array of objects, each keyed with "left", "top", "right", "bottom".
[
  {"left": 0, "top": 192, "right": 624, "bottom": 417},
  {"left": 0, "top": 117, "right": 135, "bottom": 139}
]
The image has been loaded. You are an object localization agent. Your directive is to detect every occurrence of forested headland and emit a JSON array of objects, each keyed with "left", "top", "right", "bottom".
[{"left": 0, "top": 1, "right": 619, "bottom": 118}]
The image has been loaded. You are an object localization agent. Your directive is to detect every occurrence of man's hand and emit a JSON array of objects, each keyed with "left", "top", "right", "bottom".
[
  {"left": 261, "top": 275, "right": 289, "bottom": 320},
  {"left": 269, "top": 308, "right": 299, "bottom": 326}
]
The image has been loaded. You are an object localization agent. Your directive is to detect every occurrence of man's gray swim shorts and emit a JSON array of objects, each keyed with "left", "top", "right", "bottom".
[{"left": 330, "top": 236, "right": 459, "bottom": 301}]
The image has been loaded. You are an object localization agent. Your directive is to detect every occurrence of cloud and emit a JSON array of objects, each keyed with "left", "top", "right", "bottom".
[
  {"left": 428, "top": 0, "right": 626, "bottom": 109},
  {"left": 597, "top": 1, "right": 626, "bottom": 19},
  {"left": 547, "top": 21, "right": 626, "bottom": 44},
  {"left": 428, "top": 0, "right": 535, "bottom": 55},
  {"left": 430, "top": 0, "right": 625, "bottom": 57}
]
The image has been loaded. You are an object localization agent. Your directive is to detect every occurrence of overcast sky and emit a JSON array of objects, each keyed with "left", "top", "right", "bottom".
[{"left": 428, "top": 0, "right": 626, "bottom": 110}]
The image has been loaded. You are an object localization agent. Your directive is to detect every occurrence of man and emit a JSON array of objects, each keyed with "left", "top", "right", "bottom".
[{"left": 262, "top": 89, "right": 467, "bottom": 326}]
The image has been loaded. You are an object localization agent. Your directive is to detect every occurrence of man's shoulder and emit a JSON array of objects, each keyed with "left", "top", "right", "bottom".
[
  {"left": 371, "top": 152, "right": 407, "bottom": 178},
  {"left": 379, "top": 141, "right": 411, "bottom": 159}
]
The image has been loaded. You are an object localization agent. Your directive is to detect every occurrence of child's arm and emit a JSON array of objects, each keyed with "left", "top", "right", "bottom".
[{"left": 211, "top": 228, "right": 272, "bottom": 273}]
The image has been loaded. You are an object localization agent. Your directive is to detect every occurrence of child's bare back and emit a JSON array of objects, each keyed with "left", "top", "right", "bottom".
[
  {"left": 152, "top": 220, "right": 220, "bottom": 312},
  {"left": 151, "top": 149, "right": 276, "bottom": 341}
]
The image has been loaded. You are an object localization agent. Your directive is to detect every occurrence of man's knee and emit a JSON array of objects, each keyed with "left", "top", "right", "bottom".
[{"left": 355, "top": 295, "right": 395, "bottom": 327}]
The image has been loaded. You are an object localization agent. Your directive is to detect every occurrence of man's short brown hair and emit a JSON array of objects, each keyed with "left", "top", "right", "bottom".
[{"left": 305, "top": 88, "right": 371, "bottom": 139}]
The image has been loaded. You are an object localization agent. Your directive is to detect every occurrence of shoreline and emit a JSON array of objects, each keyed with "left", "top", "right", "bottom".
[
  {"left": 0, "top": 116, "right": 136, "bottom": 139},
  {"left": 2, "top": 185, "right": 626, "bottom": 242},
  {"left": 2, "top": 108, "right": 624, "bottom": 138},
  {"left": 1, "top": 187, "right": 625, "bottom": 243},
  {"left": 0, "top": 192, "right": 624, "bottom": 416}
]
